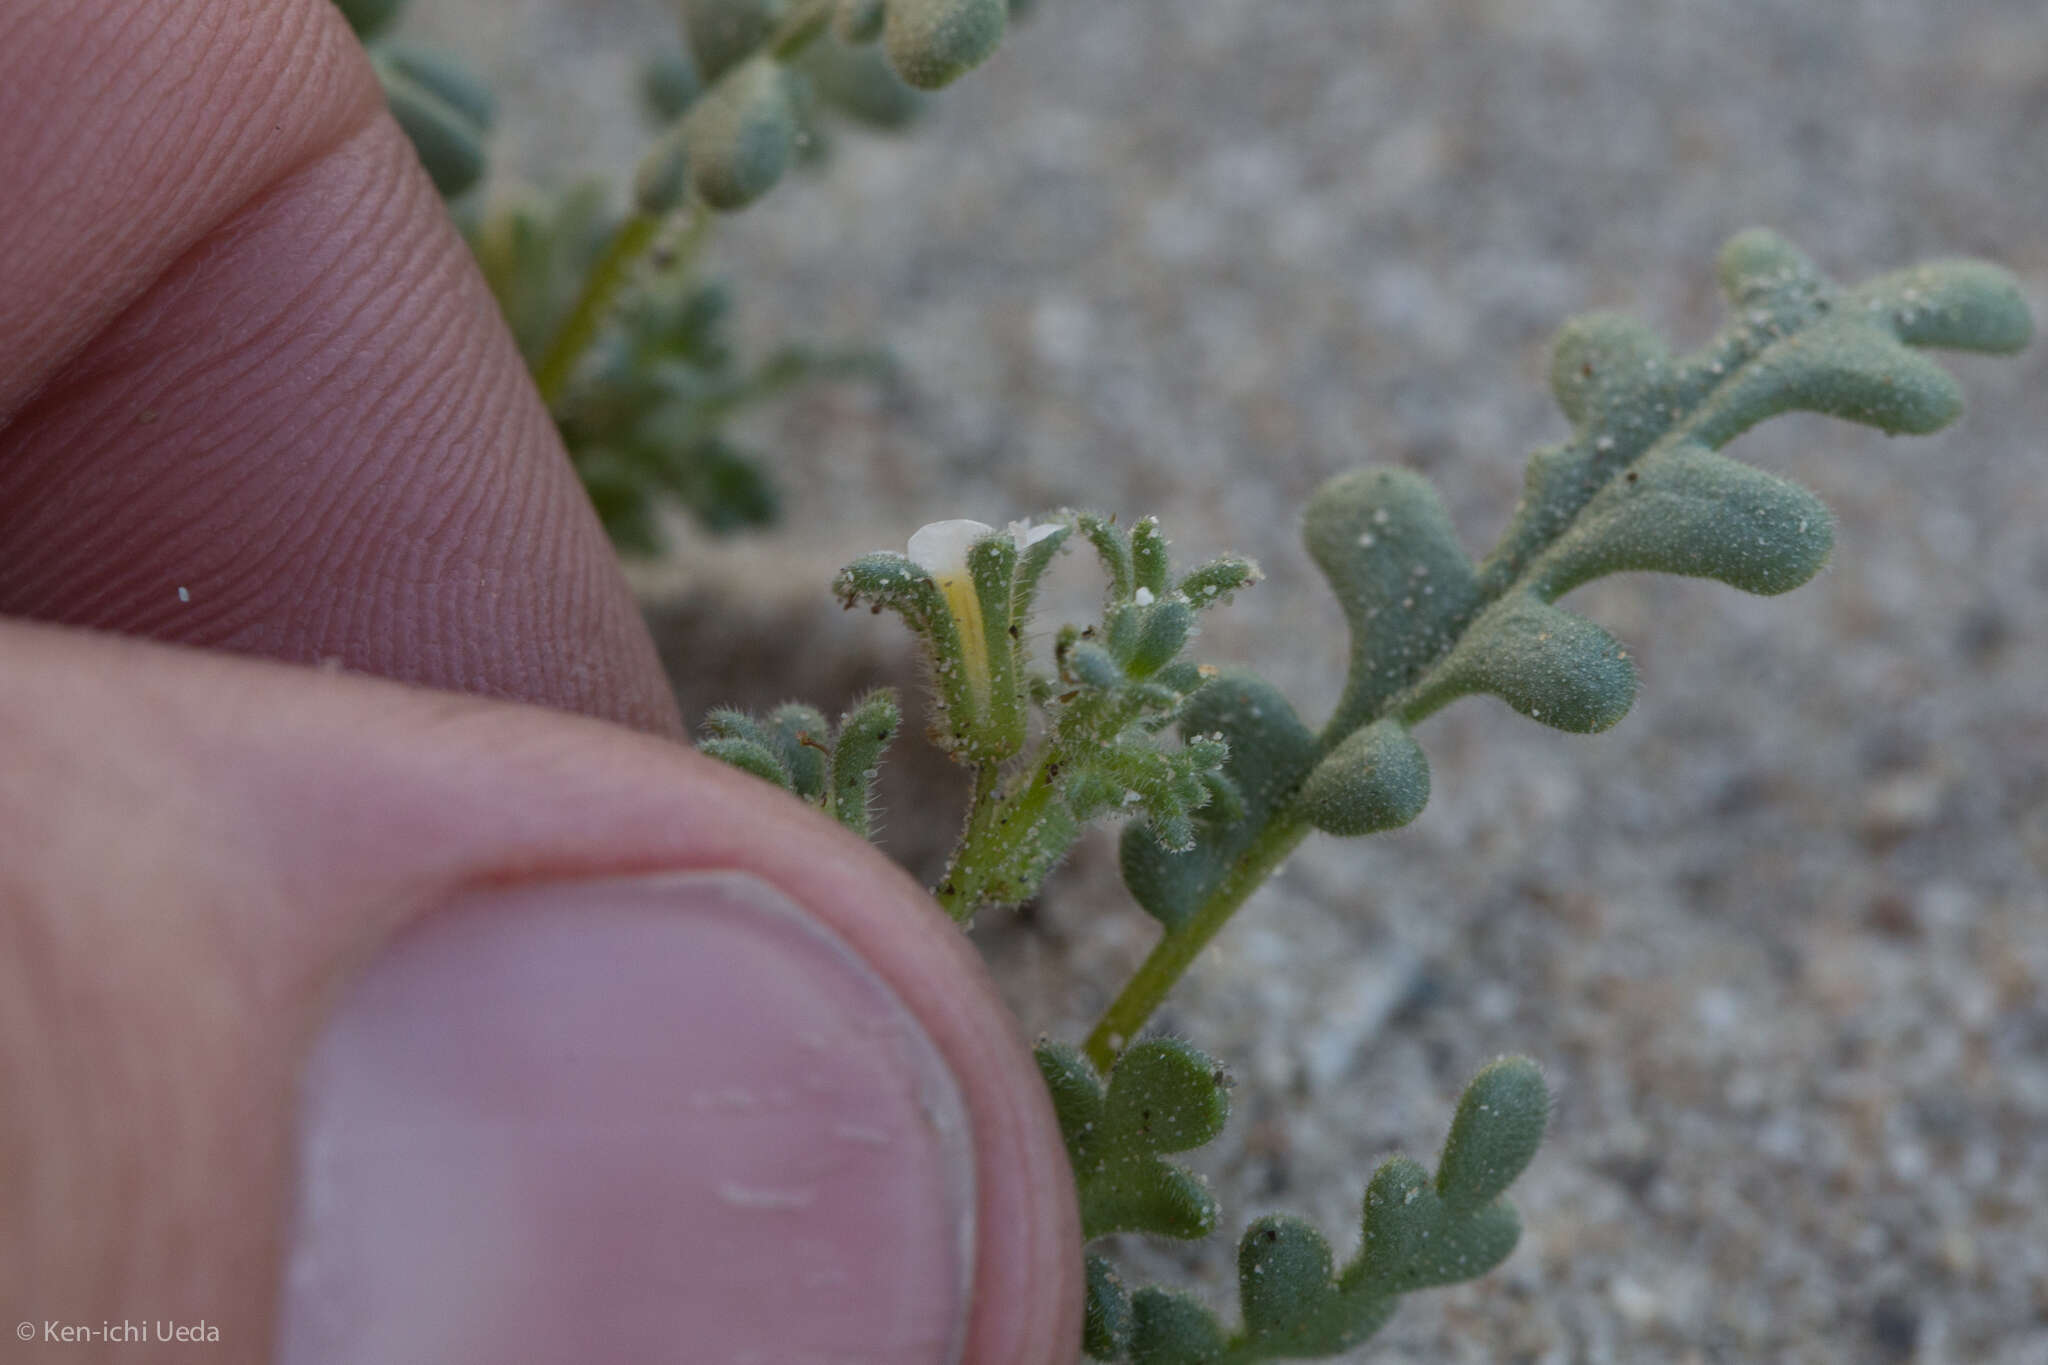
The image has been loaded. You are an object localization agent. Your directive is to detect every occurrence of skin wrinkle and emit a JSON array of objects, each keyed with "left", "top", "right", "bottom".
[
  {"left": 0, "top": 0, "right": 382, "bottom": 422},
  {"left": 0, "top": 111, "right": 678, "bottom": 728}
]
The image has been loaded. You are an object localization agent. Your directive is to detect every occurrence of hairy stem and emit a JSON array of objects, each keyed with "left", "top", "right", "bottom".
[
  {"left": 935, "top": 754, "right": 1061, "bottom": 922},
  {"left": 533, "top": 211, "right": 663, "bottom": 408}
]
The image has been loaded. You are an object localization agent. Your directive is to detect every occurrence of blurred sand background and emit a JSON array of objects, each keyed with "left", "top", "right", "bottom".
[{"left": 406, "top": 1, "right": 2047, "bottom": 1358}]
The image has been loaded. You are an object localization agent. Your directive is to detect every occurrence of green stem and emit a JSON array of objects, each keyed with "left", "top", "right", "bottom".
[
  {"left": 531, "top": 0, "right": 833, "bottom": 410},
  {"left": 532, "top": 211, "right": 663, "bottom": 409},
  {"left": 1083, "top": 814, "right": 1310, "bottom": 1071},
  {"left": 769, "top": 0, "right": 834, "bottom": 58},
  {"left": 934, "top": 755, "right": 1062, "bottom": 923}
]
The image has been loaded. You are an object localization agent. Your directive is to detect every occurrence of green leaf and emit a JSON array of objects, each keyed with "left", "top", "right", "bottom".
[
  {"left": 1302, "top": 466, "right": 1482, "bottom": 742},
  {"left": 1127, "top": 601, "right": 1194, "bottom": 679},
  {"left": 1084, "top": 1254, "right": 1135, "bottom": 1361},
  {"left": 1237, "top": 1216, "right": 1337, "bottom": 1344},
  {"left": 698, "top": 736, "right": 791, "bottom": 789},
  {"left": 676, "top": 0, "right": 787, "bottom": 82},
  {"left": 1436, "top": 1056, "right": 1549, "bottom": 1216},
  {"left": 375, "top": 58, "right": 488, "bottom": 198},
  {"left": 334, "top": 0, "right": 407, "bottom": 40},
  {"left": 833, "top": 0, "right": 887, "bottom": 44},
  {"left": 764, "top": 703, "right": 831, "bottom": 800},
  {"left": 827, "top": 689, "right": 899, "bottom": 838},
  {"left": 1853, "top": 258, "right": 2033, "bottom": 353},
  {"left": 1084, "top": 1058, "right": 1547, "bottom": 1364},
  {"left": 800, "top": 38, "right": 925, "bottom": 129},
  {"left": 1412, "top": 593, "right": 1635, "bottom": 733},
  {"left": 884, "top": 0, "right": 1006, "bottom": 90},
  {"left": 1120, "top": 673, "right": 1318, "bottom": 929},
  {"left": 1130, "top": 1288, "right": 1228, "bottom": 1365},
  {"left": 1295, "top": 719, "right": 1429, "bottom": 836},
  {"left": 1532, "top": 442, "right": 1833, "bottom": 600},
  {"left": 641, "top": 49, "right": 704, "bottom": 121},
  {"left": 684, "top": 57, "right": 798, "bottom": 210},
  {"left": 1035, "top": 1039, "right": 1229, "bottom": 1243},
  {"left": 1178, "top": 555, "right": 1261, "bottom": 609},
  {"left": 1076, "top": 513, "right": 1135, "bottom": 600},
  {"left": 376, "top": 40, "right": 496, "bottom": 129},
  {"left": 1131, "top": 517, "right": 1172, "bottom": 596}
]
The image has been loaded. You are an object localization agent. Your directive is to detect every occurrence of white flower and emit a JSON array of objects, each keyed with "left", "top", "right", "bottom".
[
  {"left": 906, "top": 519, "right": 997, "bottom": 579},
  {"left": 908, "top": 520, "right": 998, "bottom": 706},
  {"left": 1007, "top": 519, "right": 1063, "bottom": 551}
]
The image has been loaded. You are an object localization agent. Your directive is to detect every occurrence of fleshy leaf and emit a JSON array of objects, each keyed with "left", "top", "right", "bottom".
[
  {"left": 676, "top": 0, "right": 787, "bottom": 82},
  {"left": 1237, "top": 1216, "right": 1338, "bottom": 1344},
  {"left": 1302, "top": 467, "right": 1482, "bottom": 741},
  {"left": 335, "top": 0, "right": 407, "bottom": 40},
  {"left": 1131, "top": 517, "right": 1172, "bottom": 596},
  {"left": 1436, "top": 1056, "right": 1549, "bottom": 1216},
  {"left": 1085, "top": 1058, "right": 1549, "bottom": 1363},
  {"left": 833, "top": 0, "right": 887, "bottom": 44},
  {"left": 698, "top": 736, "right": 789, "bottom": 788},
  {"left": 1035, "top": 1038, "right": 1229, "bottom": 1243},
  {"left": 827, "top": 690, "right": 900, "bottom": 839},
  {"left": 1120, "top": 672, "right": 1317, "bottom": 929},
  {"left": 1853, "top": 258, "right": 2033, "bottom": 353},
  {"left": 1295, "top": 719, "right": 1430, "bottom": 836},
  {"left": 884, "top": 0, "right": 1006, "bottom": 90},
  {"left": 697, "top": 690, "right": 900, "bottom": 837},
  {"left": 1412, "top": 594, "right": 1635, "bottom": 733},
  {"left": 684, "top": 56, "right": 798, "bottom": 210},
  {"left": 375, "top": 56, "right": 489, "bottom": 198},
  {"left": 1532, "top": 442, "right": 1833, "bottom": 599},
  {"left": 1129, "top": 1288, "right": 1229, "bottom": 1365},
  {"left": 764, "top": 702, "right": 830, "bottom": 801},
  {"left": 1085, "top": 1254, "right": 1135, "bottom": 1361},
  {"left": 1178, "top": 555, "right": 1262, "bottom": 608}
]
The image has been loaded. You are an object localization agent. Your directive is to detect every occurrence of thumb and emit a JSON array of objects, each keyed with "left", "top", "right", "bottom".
[{"left": 1, "top": 621, "right": 1080, "bottom": 1365}]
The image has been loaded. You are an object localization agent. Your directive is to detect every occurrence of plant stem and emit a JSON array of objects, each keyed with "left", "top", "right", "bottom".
[
  {"left": 935, "top": 754, "right": 1062, "bottom": 923},
  {"left": 769, "top": 0, "right": 835, "bottom": 58},
  {"left": 531, "top": 4, "right": 832, "bottom": 410},
  {"left": 533, "top": 202, "right": 714, "bottom": 415},
  {"left": 533, "top": 211, "right": 663, "bottom": 408},
  {"left": 1083, "top": 814, "right": 1310, "bottom": 1071}
]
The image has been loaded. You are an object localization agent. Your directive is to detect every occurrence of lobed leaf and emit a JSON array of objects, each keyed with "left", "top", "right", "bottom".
[
  {"left": 1302, "top": 467, "right": 1481, "bottom": 741},
  {"left": 1035, "top": 1039, "right": 1229, "bottom": 1244},
  {"left": 1083, "top": 1059, "right": 1550, "bottom": 1362},
  {"left": 1120, "top": 672, "right": 1317, "bottom": 929}
]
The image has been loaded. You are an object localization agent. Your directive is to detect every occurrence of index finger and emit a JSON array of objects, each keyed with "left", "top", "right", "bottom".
[{"left": 0, "top": 0, "right": 682, "bottom": 734}]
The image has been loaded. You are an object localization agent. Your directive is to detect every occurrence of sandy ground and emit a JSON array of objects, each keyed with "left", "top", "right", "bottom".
[{"left": 407, "top": 1, "right": 2048, "bottom": 1359}]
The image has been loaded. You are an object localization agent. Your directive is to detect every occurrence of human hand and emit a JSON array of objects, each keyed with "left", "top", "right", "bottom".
[{"left": 0, "top": 2, "right": 1077, "bottom": 1361}]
